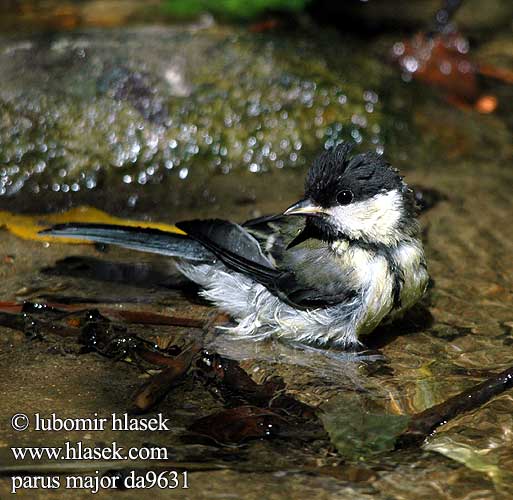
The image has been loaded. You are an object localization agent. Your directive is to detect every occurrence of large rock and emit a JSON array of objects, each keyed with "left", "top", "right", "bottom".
[{"left": 0, "top": 25, "right": 390, "bottom": 213}]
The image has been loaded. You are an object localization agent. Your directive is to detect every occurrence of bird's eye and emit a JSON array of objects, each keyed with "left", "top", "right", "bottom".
[{"left": 336, "top": 189, "right": 353, "bottom": 205}]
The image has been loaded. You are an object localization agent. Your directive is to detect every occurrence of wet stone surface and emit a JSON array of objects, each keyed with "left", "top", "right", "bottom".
[
  {"left": 1, "top": 20, "right": 513, "bottom": 500},
  {"left": 0, "top": 25, "right": 392, "bottom": 215}
]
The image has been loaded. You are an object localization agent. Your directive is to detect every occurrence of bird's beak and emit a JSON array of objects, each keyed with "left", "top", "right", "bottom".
[{"left": 283, "top": 199, "right": 326, "bottom": 217}]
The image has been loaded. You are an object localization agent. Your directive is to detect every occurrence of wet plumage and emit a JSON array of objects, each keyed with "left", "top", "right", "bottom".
[{"left": 42, "top": 142, "right": 429, "bottom": 348}]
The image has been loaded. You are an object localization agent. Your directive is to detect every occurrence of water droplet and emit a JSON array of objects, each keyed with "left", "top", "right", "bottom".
[
  {"left": 403, "top": 56, "right": 419, "bottom": 73},
  {"left": 456, "top": 37, "right": 469, "bottom": 54},
  {"left": 436, "top": 9, "right": 449, "bottom": 24},
  {"left": 440, "top": 61, "right": 452, "bottom": 75},
  {"left": 393, "top": 42, "right": 405, "bottom": 56},
  {"left": 34, "top": 161, "right": 46, "bottom": 173}
]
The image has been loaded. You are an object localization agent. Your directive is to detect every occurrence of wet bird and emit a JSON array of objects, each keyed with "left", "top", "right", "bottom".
[{"left": 42, "top": 142, "right": 429, "bottom": 348}]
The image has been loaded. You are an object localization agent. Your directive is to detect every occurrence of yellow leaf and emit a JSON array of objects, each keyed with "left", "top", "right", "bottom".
[{"left": 0, "top": 206, "right": 185, "bottom": 244}]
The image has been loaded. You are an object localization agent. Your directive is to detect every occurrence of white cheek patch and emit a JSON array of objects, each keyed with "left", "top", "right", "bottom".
[{"left": 328, "top": 189, "right": 403, "bottom": 245}]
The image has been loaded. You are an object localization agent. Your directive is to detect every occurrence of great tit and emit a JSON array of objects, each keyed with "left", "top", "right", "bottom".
[{"left": 42, "top": 142, "right": 429, "bottom": 348}]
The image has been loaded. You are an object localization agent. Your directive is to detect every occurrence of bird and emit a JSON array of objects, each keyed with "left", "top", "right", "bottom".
[{"left": 41, "top": 142, "right": 429, "bottom": 348}]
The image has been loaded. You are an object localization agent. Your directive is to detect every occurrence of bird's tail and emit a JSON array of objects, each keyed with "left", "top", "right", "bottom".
[{"left": 40, "top": 223, "right": 212, "bottom": 262}]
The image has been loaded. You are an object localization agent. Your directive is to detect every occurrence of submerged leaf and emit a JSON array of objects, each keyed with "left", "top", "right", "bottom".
[
  {"left": 188, "top": 406, "right": 284, "bottom": 444},
  {"left": 321, "top": 395, "right": 410, "bottom": 460}
]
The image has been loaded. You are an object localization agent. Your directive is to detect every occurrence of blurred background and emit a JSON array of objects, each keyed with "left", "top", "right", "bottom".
[{"left": 0, "top": 0, "right": 512, "bottom": 220}]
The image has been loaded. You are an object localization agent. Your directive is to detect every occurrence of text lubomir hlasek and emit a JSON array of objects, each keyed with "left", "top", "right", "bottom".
[{"left": 33, "top": 413, "right": 170, "bottom": 432}]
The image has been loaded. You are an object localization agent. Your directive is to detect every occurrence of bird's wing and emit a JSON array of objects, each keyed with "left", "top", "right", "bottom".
[
  {"left": 177, "top": 218, "right": 356, "bottom": 309},
  {"left": 175, "top": 219, "right": 281, "bottom": 285},
  {"left": 243, "top": 213, "right": 307, "bottom": 262},
  {"left": 275, "top": 241, "right": 358, "bottom": 308}
]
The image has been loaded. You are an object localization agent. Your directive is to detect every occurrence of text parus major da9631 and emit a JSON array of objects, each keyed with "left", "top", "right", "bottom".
[{"left": 42, "top": 142, "right": 429, "bottom": 348}]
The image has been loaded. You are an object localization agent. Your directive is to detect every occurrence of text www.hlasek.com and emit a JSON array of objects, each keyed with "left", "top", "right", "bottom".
[
  {"left": 10, "top": 443, "right": 189, "bottom": 493},
  {"left": 11, "top": 441, "right": 168, "bottom": 462},
  {"left": 10, "top": 412, "right": 189, "bottom": 493}
]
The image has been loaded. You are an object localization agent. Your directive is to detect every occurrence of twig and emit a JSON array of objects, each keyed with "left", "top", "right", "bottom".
[
  {"left": 396, "top": 364, "right": 513, "bottom": 448},
  {"left": 131, "top": 344, "right": 202, "bottom": 413}
]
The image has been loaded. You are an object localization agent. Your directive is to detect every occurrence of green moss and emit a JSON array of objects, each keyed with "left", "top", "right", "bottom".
[{"left": 160, "top": 0, "right": 309, "bottom": 19}]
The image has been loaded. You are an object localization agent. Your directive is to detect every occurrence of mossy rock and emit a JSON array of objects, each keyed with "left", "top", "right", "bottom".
[{"left": 0, "top": 26, "right": 392, "bottom": 211}]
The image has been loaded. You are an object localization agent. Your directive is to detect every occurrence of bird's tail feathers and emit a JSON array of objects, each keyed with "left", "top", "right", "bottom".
[{"left": 40, "top": 223, "right": 212, "bottom": 261}]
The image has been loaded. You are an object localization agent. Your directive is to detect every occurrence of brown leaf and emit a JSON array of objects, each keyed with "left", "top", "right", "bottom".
[{"left": 188, "top": 406, "right": 285, "bottom": 444}]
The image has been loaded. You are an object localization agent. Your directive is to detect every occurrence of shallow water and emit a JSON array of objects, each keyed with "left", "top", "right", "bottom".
[{"left": 0, "top": 9, "right": 513, "bottom": 500}]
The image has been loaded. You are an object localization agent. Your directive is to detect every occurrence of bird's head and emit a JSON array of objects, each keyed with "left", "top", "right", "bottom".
[{"left": 284, "top": 142, "right": 419, "bottom": 246}]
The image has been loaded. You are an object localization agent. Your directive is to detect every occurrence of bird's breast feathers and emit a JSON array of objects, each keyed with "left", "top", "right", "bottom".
[
  {"left": 177, "top": 237, "right": 428, "bottom": 346},
  {"left": 331, "top": 238, "right": 427, "bottom": 309},
  {"left": 328, "top": 238, "right": 428, "bottom": 335},
  {"left": 330, "top": 242, "right": 393, "bottom": 333}
]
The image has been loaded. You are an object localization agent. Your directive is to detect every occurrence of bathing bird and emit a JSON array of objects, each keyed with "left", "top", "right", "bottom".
[{"left": 42, "top": 142, "right": 429, "bottom": 348}]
